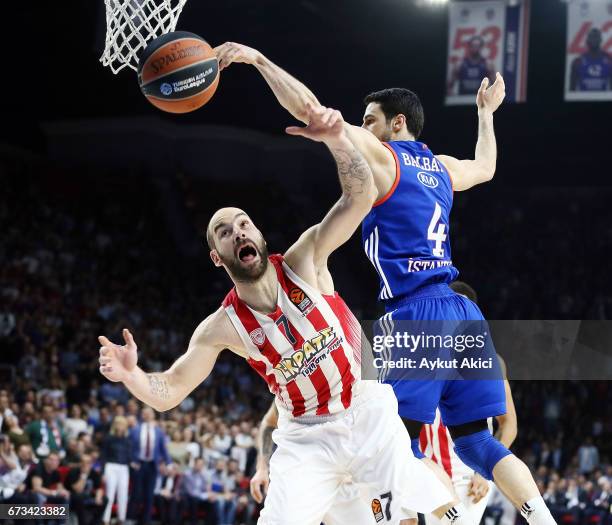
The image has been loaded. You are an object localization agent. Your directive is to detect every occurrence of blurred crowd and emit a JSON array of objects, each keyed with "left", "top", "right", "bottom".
[{"left": 0, "top": 159, "right": 611, "bottom": 525}]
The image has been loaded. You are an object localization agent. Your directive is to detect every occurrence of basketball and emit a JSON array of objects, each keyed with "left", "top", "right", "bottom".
[{"left": 137, "top": 31, "right": 219, "bottom": 114}]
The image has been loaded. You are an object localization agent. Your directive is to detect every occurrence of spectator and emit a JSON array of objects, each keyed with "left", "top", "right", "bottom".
[
  {"left": 65, "top": 452, "right": 107, "bottom": 525},
  {"left": 64, "top": 438, "right": 82, "bottom": 468},
  {"left": 128, "top": 406, "right": 170, "bottom": 525},
  {"left": 26, "top": 404, "right": 65, "bottom": 458},
  {"left": 167, "top": 429, "right": 190, "bottom": 467},
  {"left": 183, "top": 427, "right": 201, "bottom": 468},
  {"left": 4, "top": 414, "right": 30, "bottom": 449},
  {"left": 579, "top": 437, "right": 600, "bottom": 474},
  {"left": 202, "top": 434, "right": 223, "bottom": 469},
  {"left": 101, "top": 415, "right": 131, "bottom": 525},
  {"left": 0, "top": 391, "right": 14, "bottom": 432},
  {"left": 182, "top": 457, "right": 217, "bottom": 525},
  {"left": 213, "top": 425, "right": 231, "bottom": 455},
  {"left": 64, "top": 404, "right": 90, "bottom": 441},
  {"left": 26, "top": 451, "right": 70, "bottom": 505},
  {"left": 65, "top": 375, "right": 87, "bottom": 407},
  {"left": 154, "top": 462, "right": 182, "bottom": 525},
  {"left": 0, "top": 439, "right": 36, "bottom": 503},
  {"left": 209, "top": 458, "right": 237, "bottom": 525},
  {"left": 230, "top": 422, "right": 254, "bottom": 474}
]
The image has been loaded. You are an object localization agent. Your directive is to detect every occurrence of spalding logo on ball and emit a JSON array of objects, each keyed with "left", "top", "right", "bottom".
[{"left": 138, "top": 31, "right": 220, "bottom": 114}]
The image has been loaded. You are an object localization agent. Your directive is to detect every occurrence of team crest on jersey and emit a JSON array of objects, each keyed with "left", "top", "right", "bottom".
[
  {"left": 249, "top": 328, "right": 265, "bottom": 346},
  {"left": 371, "top": 499, "right": 383, "bottom": 522},
  {"left": 417, "top": 171, "right": 439, "bottom": 189},
  {"left": 289, "top": 286, "right": 314, "bottom": 315}
]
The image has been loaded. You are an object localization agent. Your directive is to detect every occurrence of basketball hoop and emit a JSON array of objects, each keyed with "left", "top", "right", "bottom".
[{"left": 100, "top": 0, "right": 188, "bottom": 74}]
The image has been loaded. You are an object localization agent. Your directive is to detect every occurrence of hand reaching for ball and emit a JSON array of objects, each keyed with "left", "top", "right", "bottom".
[
  {"left": 285, "top": 104, "right": 346, "bottom": 143},
  {"left": 98, "top": 329, "right": 138, "bottom": 383},
  {"left": 214, "top": 42, "right": 261, "bottom": 71}
]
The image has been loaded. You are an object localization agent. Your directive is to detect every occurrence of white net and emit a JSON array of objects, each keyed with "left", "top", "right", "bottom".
[{"left": 100, "top": 0, "right": 188, "bottom": 74}]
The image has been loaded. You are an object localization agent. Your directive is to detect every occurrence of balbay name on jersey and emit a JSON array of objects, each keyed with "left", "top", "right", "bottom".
[
  {"left": 399, "top": 152, "right": 444, "bottom": 173},
  {"left": 362, "top": 141, "right": 459, "bottom": 303},
  {"left": 275, "top": 327, "right": 342, "bottom": 381}
]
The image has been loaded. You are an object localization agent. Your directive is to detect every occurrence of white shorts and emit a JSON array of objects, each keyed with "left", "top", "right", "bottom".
[{"left": 258, "top": 382, "right": 452, "bottom": 525}]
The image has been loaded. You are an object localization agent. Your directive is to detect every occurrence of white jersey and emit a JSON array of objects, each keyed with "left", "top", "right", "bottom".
[{"left": 223, "top": 254, "right": 362, "bottom": 419}]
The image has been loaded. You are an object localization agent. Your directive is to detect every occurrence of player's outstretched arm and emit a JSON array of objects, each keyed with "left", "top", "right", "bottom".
[
  {"left": 438, "top": 72, "right": 506, "bottom": 191},
  {"left": 284, "top": 105, "right": 377, "bottom": 289},
  {"left": 214, "top": 42, "right": 395, "bottom": 194},
  {"left": 250, "top": 401, "right": 279, "bottom": 504},
  {"left": 98, "top": 308, "right": 238, "bottom": 412},
  {"left": 214, "top": 42, "right": 319, "bottom": 124}
]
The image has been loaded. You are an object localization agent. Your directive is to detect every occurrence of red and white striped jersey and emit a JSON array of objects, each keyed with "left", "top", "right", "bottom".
[
  {"left": 222, "top": 254, "right": 362, "bottom": 419},
  {"left": 419, "top": 410, "right": 494, "bottom": 483}
]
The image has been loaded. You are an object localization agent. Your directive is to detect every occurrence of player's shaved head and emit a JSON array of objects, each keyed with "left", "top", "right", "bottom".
[
  {"left": 206, "top": 207, "right": 247, "bottom": 250},
  {"left": 207, "top": 207, "right": 269, "bottom": 282}
]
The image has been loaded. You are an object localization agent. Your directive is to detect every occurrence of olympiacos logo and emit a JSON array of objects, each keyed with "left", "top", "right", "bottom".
[
  {"left": 417, "top": 171, "right": 439, "bottom": 189},
  {"left": 249, "top": 328, "right": 265, "bottom": 346}
]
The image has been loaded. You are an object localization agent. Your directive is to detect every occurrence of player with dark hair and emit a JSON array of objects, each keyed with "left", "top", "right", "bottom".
[
  {"left": 215, "top": 41, "right": 557, "bottom": 525},
  {"left": 447, "top": 36, "right": 496, "bottom": 96},
  {"left": 98, "top": 105, "right": 455, "bottom": 525},
  {"left": 570, "top": 28, "right": 612, "bottom": 91}
]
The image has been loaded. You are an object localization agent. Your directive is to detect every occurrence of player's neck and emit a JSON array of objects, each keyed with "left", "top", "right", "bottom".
[
  {"left": 234, "top": 264, "right": 278, "bottom": 314},
  {"left": 391, "top": 130, "right": 415, "bottom": 142}
]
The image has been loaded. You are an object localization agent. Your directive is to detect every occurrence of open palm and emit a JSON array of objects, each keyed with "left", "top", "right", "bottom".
[
  {"left": 98, "top": 328, "right": 138, "bottom": 383},
  {"left": 477, "top": 72, "right": 506, "bottom": 113}
]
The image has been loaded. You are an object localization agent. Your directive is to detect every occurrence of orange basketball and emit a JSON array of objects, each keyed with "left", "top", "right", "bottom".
[{"left": 137, "top": 31, "right": 219, "bottom": 114}]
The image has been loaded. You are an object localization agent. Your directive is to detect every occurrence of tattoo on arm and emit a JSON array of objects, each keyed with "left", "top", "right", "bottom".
[
  {"left": 148, "top": 374, "right": 170, "bottom": 400},
  {"left": 261, "top": 425, "right": 274, "bottom": 465},
  {"left": 329, "top": 146, "right": 372, "bottom": 196}
]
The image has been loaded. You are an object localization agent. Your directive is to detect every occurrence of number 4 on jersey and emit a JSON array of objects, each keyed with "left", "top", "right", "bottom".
[{"left": 427, "top": 202, "right": 447, "bottom": 258}]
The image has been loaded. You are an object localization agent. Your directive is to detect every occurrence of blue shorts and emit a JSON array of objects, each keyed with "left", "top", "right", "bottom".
[{"left": 379, "top": 283, "right": 507, "bottom": 427}]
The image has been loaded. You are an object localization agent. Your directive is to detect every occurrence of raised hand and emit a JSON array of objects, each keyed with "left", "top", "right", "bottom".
[
  {"left": 213, "top": 42, "right": 261, "bottom": 71},
  {"left": 98, "top": 328, "right": 138, "bottom": 383},
  {"left": 285, "top": 104, "right": 345, "bottom": 143},
  {"left": 477, "top": 72, "right": 506, "bottom": 113}
]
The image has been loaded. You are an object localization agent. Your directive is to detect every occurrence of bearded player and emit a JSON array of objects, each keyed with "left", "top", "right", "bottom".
[
  {"left": 98, "top": 105, "right": 455, "bottom": 525},
  {"left": 215, "top": 41, "right": 556, "bottom": 525}
]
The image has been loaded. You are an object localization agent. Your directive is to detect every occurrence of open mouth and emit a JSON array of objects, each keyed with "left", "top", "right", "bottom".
[{"left": 237, "top": 243, "right": 258, "bottom": 263}]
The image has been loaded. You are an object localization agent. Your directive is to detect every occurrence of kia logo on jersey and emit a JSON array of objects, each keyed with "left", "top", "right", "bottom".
[
  {"left": 417, "top": 171, "right": 439, "bottom": 189},
  {"left": 249, "top": 328, "right": 265, "bottom": 346}
]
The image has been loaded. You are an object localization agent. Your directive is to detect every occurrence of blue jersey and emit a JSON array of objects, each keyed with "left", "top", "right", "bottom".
[
  {"left": 576, "top": 53, "right": 612, "bottom": 91},
  {"left": 361, "top": 141, "right": 459, "bottom": 303},
  {"left": 458, "top": 57, "right": 490, "bottom": 94}
]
